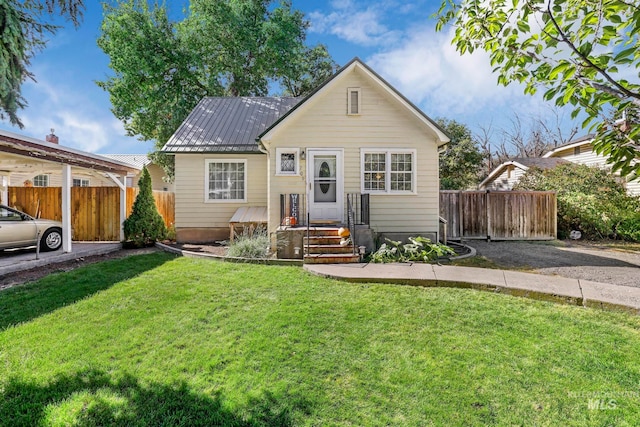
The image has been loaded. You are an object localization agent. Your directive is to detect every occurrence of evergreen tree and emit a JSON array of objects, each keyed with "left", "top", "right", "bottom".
[{"left": 124, "top": 166, "right": 167, "bottom": 247}]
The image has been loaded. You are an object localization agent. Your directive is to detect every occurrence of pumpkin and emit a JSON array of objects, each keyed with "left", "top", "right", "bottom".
[{"left": 337, "top": 227, "right": 350, "bottom": 237}]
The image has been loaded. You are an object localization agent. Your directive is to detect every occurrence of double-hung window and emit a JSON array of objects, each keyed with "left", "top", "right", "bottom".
[
  {"left": 33, "top": 174, "right": 49, "bottom": 187},
  {"left": 205, "top": 159, "right": 246, "bottom": 202},
  {"left": 361, "top": 149, "right": 416, "bottom": 194},
  {"left": 73, "top": 178, "right": 90, "bottom": 187}
]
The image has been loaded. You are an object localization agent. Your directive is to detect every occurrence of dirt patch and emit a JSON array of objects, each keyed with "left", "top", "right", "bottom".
[
  {"left": 0, "top": 247, "right": 160, "bottom": 291},
  {"left": 169, "top": 242, "right": 229, "bottom": 257},
  {"left": 466, "top": 240, "right": 640, "bottom": 287}
]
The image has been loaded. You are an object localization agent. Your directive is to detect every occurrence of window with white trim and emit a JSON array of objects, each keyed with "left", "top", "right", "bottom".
[
  {"left": 205, "top": 159, "right": 246, "bottom": 202},
  {"left": 275, "top": 148, "right": 299, "bottom": 175},
  {"left": 361, "top": 149, "right": 416, "bottom": 194},
  {"left": 347, "top": 87, "right": 361, "bottom": 115},
  {"left": 33, "top": 174, "right": 49, "bottom": 187},
  {"left": 73, "top": 178, "right": 90, "bottom": 187}
]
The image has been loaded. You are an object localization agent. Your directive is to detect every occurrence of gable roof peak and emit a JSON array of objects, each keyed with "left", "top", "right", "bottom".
[{"left": 258, "top": 56, "right": 450, "bottom": 144}]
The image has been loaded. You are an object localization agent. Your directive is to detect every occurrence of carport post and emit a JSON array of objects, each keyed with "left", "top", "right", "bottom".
[
  {"left": 106, "top": 172, "right": 127, "bottom": 242},
  {"left": 61, "top": 164, "right": 72, "bottom": 252},
  {"left": 0, "top": 175, "right": 7, "bottom": 205}
]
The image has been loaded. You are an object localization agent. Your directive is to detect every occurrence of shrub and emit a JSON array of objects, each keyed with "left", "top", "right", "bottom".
[
  {"left": 515, "top": 163, "right": 640, "bottom": 240},
  {"left": 370, "top": 236, "right": 455, "bottom": 263},
  {"left": 123, "top": 166, "right": 167, "bottom": 247},
  {"left": 227, "top": 227, "right": 270, "bottom": 259},
  {"left": 616, "top": 213, "right": 640, "bottom": 242}
]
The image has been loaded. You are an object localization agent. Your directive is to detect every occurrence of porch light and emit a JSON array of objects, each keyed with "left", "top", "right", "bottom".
[
  {"left": 294, "top": 246, "right": 301, "bottom": 256},
  {"left": 300, "top": 150, "right": 305, "bottom": 160}
]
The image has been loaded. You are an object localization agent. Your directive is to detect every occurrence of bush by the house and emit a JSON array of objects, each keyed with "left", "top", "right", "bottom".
[
  {"left": 370, "top": 236, "right": 455, "bottom": 263},
  {"left": 616, "top": 213, "right": 640, "bottom": 242},
  {"left": 514, "top": 163, "right": 640, "bottom": 240},
  {"left": 123, "top": 166, "right": 167, "bottom": 247},
  {"left": 227, "top": 227, "right": 270, "bottom": 259}
]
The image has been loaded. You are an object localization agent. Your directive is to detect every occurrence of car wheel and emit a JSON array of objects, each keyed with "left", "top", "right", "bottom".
[{"left": 40, "top": 228, "right": 62, "bottom": 251}]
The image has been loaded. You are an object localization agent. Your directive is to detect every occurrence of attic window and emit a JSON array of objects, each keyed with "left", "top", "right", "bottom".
[
  {"left": 276, "top": 148, "right": 299, "bottom": 176},
  {"left": 347, "top": 88, "right": 361, "bottom": 115},
  {"left": 574, "top": 146, "right": 581, "bottom": 155}
]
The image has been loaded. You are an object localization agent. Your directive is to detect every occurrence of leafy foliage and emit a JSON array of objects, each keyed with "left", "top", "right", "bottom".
[
  {"left": 123, "top": 166, "right": 167, "bottom": 247},
  {"left": 227, "top": 227, "right": 270, "bottom": 259},
  {"left": 0, "top": 0, "right": 84, "bottom": 127},
  {"left": 514, "top": 163, "right": 640, "bottom": 240},
  {"left": 437, "top": 118, "right": 484, "bottom": 189},
  {"left": 436, "top": 0, "right": 640, "bottom": 177},
  {"left": 370, "top": 237, "right": 455, "bottom": 263},
  {"left": 97, "top": 0, "right": 338, "bottom": 166}
]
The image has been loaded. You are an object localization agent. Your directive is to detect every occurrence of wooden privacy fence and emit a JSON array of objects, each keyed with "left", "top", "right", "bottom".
[
  {"left": 440, "top": 190, "right": 557, "bottom": 241},
  {"left": 8, "top": 187, "right": 175, "bottom": 241},
  {"left": 126, "top": 187, "right": 175, "bottom": 229}
]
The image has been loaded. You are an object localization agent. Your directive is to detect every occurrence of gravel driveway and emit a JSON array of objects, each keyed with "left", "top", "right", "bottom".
[{"left": 466, "top": 240, "right": 640, "bottom": 288}]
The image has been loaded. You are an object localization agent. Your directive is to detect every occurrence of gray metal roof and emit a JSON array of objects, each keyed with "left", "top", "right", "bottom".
[
  {"left": 102, "top": 154, "right": 149, "bottom": 169},
  {"left": 162, "top": 97, "right": 300, "bottom": 153},
  {"left": 513, "top": 157, "right": 568, "bottom": 169}
]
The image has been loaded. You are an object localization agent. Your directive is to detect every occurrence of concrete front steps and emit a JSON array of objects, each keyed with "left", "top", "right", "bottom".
[{"left": 303, "top": 227, "right": 360, "bottom": 264}]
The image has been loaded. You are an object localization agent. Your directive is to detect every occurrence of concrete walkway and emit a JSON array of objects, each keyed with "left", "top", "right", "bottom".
[
  {"left": 305, "top": 263, "right": 640, "bottom": 314},
  {"left": 0, "top": 242, "right": 122, "bottom": 276}
]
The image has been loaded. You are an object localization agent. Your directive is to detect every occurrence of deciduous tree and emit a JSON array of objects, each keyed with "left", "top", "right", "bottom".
[
  {"left": 98, "top": 0, "right": 337, "bottom": 159},
  {"left": 437, "top": 119, "right": 484, "bottom": 189},
  {"left": 436, "top": 0, "right": 640, "bottom": 176}
]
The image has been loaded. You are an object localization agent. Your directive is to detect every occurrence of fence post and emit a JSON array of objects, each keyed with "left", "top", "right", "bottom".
[
  {"left": 485, "top": 190, "right": 491, "bottom": 242},
  {"left": 457, "top": 191, "right": 463, "bottom": 240}
]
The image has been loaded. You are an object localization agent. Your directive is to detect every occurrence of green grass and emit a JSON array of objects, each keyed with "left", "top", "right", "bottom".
[{"left": 1, "top": 253, "right": 640, "bottom": 426}]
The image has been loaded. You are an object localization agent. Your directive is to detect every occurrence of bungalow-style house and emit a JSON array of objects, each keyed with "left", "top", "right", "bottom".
[
  {"left": 479, "top": 157, "right": 568, "bottom": 190},
  {"left": 480, "top": 134, "right": 640, "bottom": 195},
  {"left": 162, "top": 58, "right": 450, "bottom": 261},
  {"left": 542, "top": 135, "right": 640, "bottom": 195}
]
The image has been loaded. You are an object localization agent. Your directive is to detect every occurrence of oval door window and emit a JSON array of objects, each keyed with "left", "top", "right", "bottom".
[{"left": 319, "top": 161, "right": 331, "bottom": 194}]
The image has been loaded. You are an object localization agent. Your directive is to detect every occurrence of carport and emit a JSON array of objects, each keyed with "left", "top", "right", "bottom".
[{"left": 0, "top": 129, "right": 139, "bottom": 253}]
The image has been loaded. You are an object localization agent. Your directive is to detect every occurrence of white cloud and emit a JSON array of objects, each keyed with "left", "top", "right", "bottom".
[
  {"left": 309, "top": 4, "right": 400, "bottom": 47},
  {"left": 368, "top": 26, "right": 526, "bottom": 117},
  {"left": 1, "top": 72, "right": 153, "bottom": 155}
]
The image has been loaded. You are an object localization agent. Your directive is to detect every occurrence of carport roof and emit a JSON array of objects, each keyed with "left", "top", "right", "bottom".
[{"left": 0, "top": 129, "right": 140, "bottom": 174}]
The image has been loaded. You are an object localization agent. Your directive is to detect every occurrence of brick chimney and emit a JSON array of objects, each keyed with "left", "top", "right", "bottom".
[{"left": 46, "top": 128, "right": 59, "bottom": 144}]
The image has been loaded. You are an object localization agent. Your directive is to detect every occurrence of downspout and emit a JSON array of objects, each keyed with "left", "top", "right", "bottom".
[{"left": 256, "top": 138, "right": 274, "bottom": 251}]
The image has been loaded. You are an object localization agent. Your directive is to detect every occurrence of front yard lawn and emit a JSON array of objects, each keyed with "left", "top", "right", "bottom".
[{"left": 1, "top": 253, "right": 639, "bottom": 426}]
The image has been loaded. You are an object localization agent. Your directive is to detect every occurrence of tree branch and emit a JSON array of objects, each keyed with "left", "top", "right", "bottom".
[{"left": 545, "top": 2, "right": 640, "bottom": 102}]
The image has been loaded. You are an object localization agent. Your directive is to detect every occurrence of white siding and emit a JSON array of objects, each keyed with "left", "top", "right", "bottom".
[
  {"left": 483, "top": 165, "right": 528, "bottom": 190},
  {"left": 174, "top": 153, "right": 267, "bottom": 229},
  {"left": 7, "top": 171, "right": 117, "bottom": 187},
  {"left": 266, "top": 68, "right": 441, "bottom": 235},
  {"left": 550, "top": 143, "right": 640, "bottom": 196},
  {"left": 550, "top": 144, "right": 607, "bottom": 168}
]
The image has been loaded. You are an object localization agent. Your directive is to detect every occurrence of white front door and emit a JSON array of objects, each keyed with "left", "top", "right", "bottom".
[{"left": 308, "top": 149, "right": 343, "bottom": 222}]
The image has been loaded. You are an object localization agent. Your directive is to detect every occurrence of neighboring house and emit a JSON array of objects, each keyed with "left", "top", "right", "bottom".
[
  {"left": 479, "top": 158, "right": 568, "bottom": 190},
  {"left": 480, "top": 134, "right": 640, "bottom": 195},
  {"left": 102, "top": 154, "right": 174, "bottom": 192},
  {"left": 162, "top": 57, "right": 449, "bottom": 253},
  {"left": 542, "top": 135, "right": 640, "bottom": 196}
]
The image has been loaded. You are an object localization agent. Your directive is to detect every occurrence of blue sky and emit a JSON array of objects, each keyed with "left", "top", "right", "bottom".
[{"left": 0, "top": 0, "right": 578, "bottom": 155}]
